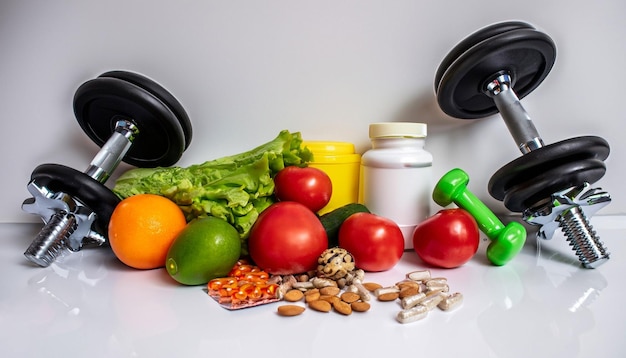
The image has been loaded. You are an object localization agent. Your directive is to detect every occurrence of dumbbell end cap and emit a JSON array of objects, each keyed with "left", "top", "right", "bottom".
[
  {"left": 486, "top": 222, "right": 527, "bottom": 266},
  {"left": 433, "top": 168, "right": 470, "bottom": 207}
]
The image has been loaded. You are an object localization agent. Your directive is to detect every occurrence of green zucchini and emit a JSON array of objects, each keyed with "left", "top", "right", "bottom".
[{"left": 319, "top": 203, "right": 371, "bottom": 248}]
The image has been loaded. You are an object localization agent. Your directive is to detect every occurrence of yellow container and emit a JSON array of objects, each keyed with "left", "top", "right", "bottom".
[{"left": 303, "top": 141, "right": 361, "bottom": 214}]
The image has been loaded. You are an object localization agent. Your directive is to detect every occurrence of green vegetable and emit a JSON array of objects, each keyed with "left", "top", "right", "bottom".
[
  {"left": 319, "top": 203, "right": 371, "bottom": 248},
  {"left": 113, "top": 130, "right": 313, "bottom": 253}
]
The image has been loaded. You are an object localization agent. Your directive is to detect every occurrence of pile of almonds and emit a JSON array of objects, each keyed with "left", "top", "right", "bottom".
[{"left": 275, "top": 271, "right": 371, "bottom": 316}]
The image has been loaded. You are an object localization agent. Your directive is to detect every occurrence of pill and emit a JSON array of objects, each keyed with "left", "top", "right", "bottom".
[
  {"left": 374, "top": 286, "right": 400, "bottom": 297},
  {"left": 438, "top": 292, "right": 464, "bottom": 311},
  {"left": 425, "top": 277, "right": 447, "bottom": 285},
  {"left": 396, "top": 304, "right": 428, "bottom": 324},
  {"left": 419, "top": 291, "right": 445, "bottom": 311},
  {"left": 425, "top": 283, "right": 449, "bottom": 294},
  {"left": 312, "top": 277, "right": 338, "bottom": 288},
  {"left": 406, "top": 270, "right": 431, "bottom": 282},
  {"left": 292, "top": 281, "right": 315, "bottom": 290},
  {"left": 400, "top": 292, "right": 426, "bottom": 309}
]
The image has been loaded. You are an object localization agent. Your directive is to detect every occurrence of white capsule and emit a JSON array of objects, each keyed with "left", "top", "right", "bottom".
[
  {"left": 400, "top": 292, "right": 426, "bottom": 309},
  {"left": 425, "top": 283, "right": 449, "bottom": 294},
  {"left": 406, "top": 270, "right": 431, "bottom": 282},
  {"left": 292, "top": 281, "right": 315, "bottom": 290},
  {"left": 374, "top": 286, "right": 400, "bottom": 297},
  {"left": 425, "top": 277, "right": 447, "bottom": 286},
  {"left": 419, "top": 291, "right": 445, "bottom": 311},
  {"left": 438, "top": 292, "right": 464, "bottom": 311},
  {"left": 396, "top": 305, "right": 429, "bottom": 324},
  {"left": 311, "top": 277, "right": 337, "bottom": 288}
]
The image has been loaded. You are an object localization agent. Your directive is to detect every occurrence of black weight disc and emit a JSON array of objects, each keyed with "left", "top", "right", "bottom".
[
  {"left": 434, "top": 21, "right": 535, "bottom": 93},
  {"left": 30, "top": 163, "right": 120, "bottom": 236},
  {"left": 499, "top": 159, "right": 607, "bottom": 212},
  {"left": 73, "top": 74, "right": 187, "bottom": 168},
  {"left": 488, "top": 136, "right": 610, "bottom": 212},
  {"left": 98, "top": 71, "right": 193, "bottom": 150},
  {"left": 435, "top": 22, "right": 556, "bottom": 119}
]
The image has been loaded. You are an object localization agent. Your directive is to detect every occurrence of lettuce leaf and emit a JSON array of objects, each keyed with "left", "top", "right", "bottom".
[{"left": 112, "top": 130, "right": 313, "bottom": 253}]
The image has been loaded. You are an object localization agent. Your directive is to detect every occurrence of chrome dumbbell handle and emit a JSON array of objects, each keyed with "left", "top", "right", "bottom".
[
  {"left": 85, "top": 119, "right": 138, "bottom": 182},
  {"left": 485, "top": 73, "right": 545, "bottom": 154}
]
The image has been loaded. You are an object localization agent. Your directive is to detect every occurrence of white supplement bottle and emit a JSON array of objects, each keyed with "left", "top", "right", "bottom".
[{"left": 359, "top": 122, "right": 433, "bottom": 250}]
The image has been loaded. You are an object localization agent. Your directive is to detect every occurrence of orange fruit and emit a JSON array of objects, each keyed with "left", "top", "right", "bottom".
[{"left": 108, "top": 194, "right": 187, "bottom": 269}]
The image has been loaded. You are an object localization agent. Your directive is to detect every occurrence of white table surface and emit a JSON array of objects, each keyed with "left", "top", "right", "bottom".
[{"left": 1, "top": 216, "right": 624, "bottom": 358}]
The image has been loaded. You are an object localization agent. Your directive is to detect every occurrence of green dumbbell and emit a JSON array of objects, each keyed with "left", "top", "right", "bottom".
[{"left": 433, "top": 168, "right": 527, "bottom": 266}]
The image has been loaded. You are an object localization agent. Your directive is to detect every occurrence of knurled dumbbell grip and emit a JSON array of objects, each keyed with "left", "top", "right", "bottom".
[
  {"left": 487, "top": 74, "right": 544, "bottom": 154},
  {"left": 84, "top": 119, "right": 138, "bottom": 183}
]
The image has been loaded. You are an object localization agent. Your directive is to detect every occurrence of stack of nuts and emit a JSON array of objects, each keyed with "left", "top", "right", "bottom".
[{"left": 275, "top": 270, "right": 372, "bottom": 316}]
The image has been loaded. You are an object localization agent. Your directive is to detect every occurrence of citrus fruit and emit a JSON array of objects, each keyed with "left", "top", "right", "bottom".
[
  {"left": 108, "top": 194, "right": 187, "bottom": 270},
  {"left": 166, "top": 216, "right": 241, "bottom": 285}
]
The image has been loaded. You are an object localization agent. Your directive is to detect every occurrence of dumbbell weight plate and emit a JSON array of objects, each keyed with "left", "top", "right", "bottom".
[
  {"left": 98, "top": 70, "right": 193, "bottom": 150},
  {"left": 435, "top": 21, "right": 556, "bottom": 119},
  {"left": 488, "top": 136, "right": 610, "bottom": 212},
  {"left": 73, "top": 71, "right": 191, "bottom": 168},
  {"left": 434, "top": 21, "right": 535, "bottom": 93},
  {"left": 30, "top": 163, "right": 120, "bottom": 235}
]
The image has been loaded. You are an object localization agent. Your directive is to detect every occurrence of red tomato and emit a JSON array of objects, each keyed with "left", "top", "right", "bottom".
[
  {"left": 338, "top": 212, "right": 404, "bottom": 272},
  {"left": 273, "top": 166, "right": 332, "bottom": 212},
  {"left": 248, "top": 201, "right": 328, "bottom": 275},
  {"left": 412, "top": 208, "right": 480, "bottom": 268}
]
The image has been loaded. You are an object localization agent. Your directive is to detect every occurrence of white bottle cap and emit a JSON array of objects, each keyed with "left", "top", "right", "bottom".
[{"left": 369, "top": 122, "right": 427, "bottom": 139}]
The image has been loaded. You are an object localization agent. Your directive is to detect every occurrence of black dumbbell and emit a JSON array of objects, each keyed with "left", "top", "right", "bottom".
[
  {"left": 22, "top": 71, "right": 193, "bottom": 267},
  {"left": 434, "top": 21, "right": 611, "bottom": 268}
]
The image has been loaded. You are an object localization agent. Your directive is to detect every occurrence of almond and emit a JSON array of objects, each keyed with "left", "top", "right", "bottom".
[
  {"left": 319, "top": 294, "right": 340, "bottom": 305},
  {"left": 304, "top": 288, "right": 319, "bottom": 296},
  {"left": 308, "top": 299, "right": 332, "bottom": 312},
  {"left": 362, "top": 282, "right": 383, "bottom": 292},
  {"left": 333, "top": 300, "right": 352, "bottom": 315},
  {"left": 284, "top": 289, "right": 305, "bottom": 302},
  {"left": 351, "top": 301, "right": 371, "bottom": 312},
  {"left": 378, "top": 292, "right": 400, "bottom": 302},
  {"left": 396, "top": 280, "right": 421, "bottom": 290},
  {"left": 340, "top": 292, "right": 361, "bottom": 303},
  {"left": 304, "top": 291, "right": 321, "bottom": 302},
  {"left": 277, "top": 305, "right": 305, "bottom": 316},
  {"left": 399, "top": 286, "right": 420, "bottom": 299},
  {"left": 319, "top": 286, "right": 341, "bottom": 296}
]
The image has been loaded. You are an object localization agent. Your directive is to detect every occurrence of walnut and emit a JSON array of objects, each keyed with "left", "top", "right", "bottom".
[{"left": 317, "top": 247, "right": 355, "bottom": 280}]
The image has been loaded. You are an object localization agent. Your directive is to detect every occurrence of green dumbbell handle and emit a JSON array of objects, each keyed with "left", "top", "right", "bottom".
[{"left": 433, "top": 168, "right": 526, "bottom": 265}]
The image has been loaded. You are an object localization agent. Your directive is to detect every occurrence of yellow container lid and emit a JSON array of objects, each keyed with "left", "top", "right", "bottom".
[{"left": 302, "top": 141, "right": 361, "bottom": 164}]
